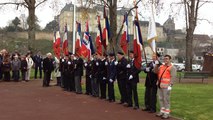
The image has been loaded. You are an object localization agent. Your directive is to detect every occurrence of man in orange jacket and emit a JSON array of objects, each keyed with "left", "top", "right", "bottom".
[{"left": 154, "top": 54, "right": 176, "bottom": 119}]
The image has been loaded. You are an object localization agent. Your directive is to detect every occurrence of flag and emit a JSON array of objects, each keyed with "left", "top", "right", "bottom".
[
  {"left": 120, "top": 13, "right": 129, "bottom": 55},
  {"left": 96, "top": 16, "right": 103, "bottom": 55},
  {"left": 147, "top": 4, "right": 157, "bottom": 53},
  {"left": 62, "top": 24, "right": 69, "bottom": 55},
  {"left": 81, "top": 21, "right": 91, "bottom": 59},
  {"left": 53, "top": 31, "right": 61, "bottom": 59},
  {"left": 75, "top": 22, "right": 82, "bottom": 57},
  {"left": 102, "top": 4, "right": 110, "bottom": 50},
  {"left": 133, "top": 19, "right": 143, "bottom": 69}
]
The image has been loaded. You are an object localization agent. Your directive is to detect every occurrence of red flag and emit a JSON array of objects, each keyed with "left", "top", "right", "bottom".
[
  {"left": 53, "top": 31, "right": 61, "bottom": 59},
  {"left": 120, "top": 13, "right": 129, "bottom": 55},
  {"left": 75, "top": 22, "right": 81, "bottom": 57},
  {"left": 81, "top": 21, "right": 91, "bottom": 59},
  {"left": 102, "top": 3, "right": 110, "bottom": 51},
  {"left": 62, "top": 24, "right": 68, "bottom": 55},
  {"left": 96, "top": 33, "right": 102, "bottom": 55},
  {"left": 133, "top": 20, "right": 143, "bottom": 69}
]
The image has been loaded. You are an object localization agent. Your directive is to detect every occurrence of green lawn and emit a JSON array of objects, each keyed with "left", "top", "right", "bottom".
[{"left": 31, "top": 69, "right": 213, "bottom": 120}]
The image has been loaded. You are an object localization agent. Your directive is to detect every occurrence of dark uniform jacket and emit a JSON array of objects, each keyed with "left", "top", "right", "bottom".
[
  {"left": 84, "top": 61, "right": 92, "bottom": 77},
  {"left": 33, "top": 55, "right": 43, "bottom": 67},
  {"left": 74, "top": 58, "right": 83, "bottom": 76},
  {"left": 108, "top": 59, "right": 116, "bottom": 81},
  {"left": 127, "top": 59, "right": 141, "bottom": 83},
  {"left": 144, "top": 61, "right": 160, "bottom": 87},
  {"left": 99, "top": 59, "right": 108, "bottom": 80},
  {"left": 116, "top": 57, "right": 128, "bottom": 80}
]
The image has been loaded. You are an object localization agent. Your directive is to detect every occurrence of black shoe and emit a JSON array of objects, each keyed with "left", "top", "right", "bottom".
[
  {"left": 142, "top": 108, "right": 150, "bottom": 111},
  {"left": 133, "top": 106, "right": 139, "bottom": 110},
  {"left": 149, "top": 110, "right": 156, "bottom": 113},
  {"left": 125, "top": 104, "right": 133, "bottom": 107},
  {"left": 109, "top": 100, "right": 115, "bottom": 102},
  {"left": 118, "top": 101, "right": 124, "bottom": 104}
]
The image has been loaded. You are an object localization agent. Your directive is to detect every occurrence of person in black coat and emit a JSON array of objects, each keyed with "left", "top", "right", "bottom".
[
  {"left": 84, "top": 59, "right": 93, "bottom": 95},
  {"left": 74, "top": 55, "right": 83, "bottom": 94},
  {"left": 20, "top": 55, "right": 28, "bottom": 81},
  {"left": 107, "top": 53, "right": 116, "bottom": 102},
  {"left": 62, "top": 55, "right": 70, "bottom": 91},
  {"left": 91, "top": 53, "right": 101, "bottom": 97},
  {"left": 126, "top": 51, "right": 141, "bottom": 109},
  {"left": 116, "top": 52, "right": 128, "bottom": 104},
  {"left": 42, "top": 53, "right": 54, "bottom": 87},
  {"left": 142, "top": 53, "right": 161, "bottom": 113},
  {"left": 68, "top": 54, "right": 75, "bottom": 92},
  {"left": 99, "top": 55, "right": 108, "bottom": 99},
  {"left": 33, "top": 52, "right": 43, "bottom": 79}
]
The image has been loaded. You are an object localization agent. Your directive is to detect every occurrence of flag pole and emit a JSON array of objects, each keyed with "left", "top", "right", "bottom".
[
  {"left": 72, "top": 0, "right": 76, "bottom": 54},
  {"left": 134, "top": 0, "right": 148, "bottom": 65}
]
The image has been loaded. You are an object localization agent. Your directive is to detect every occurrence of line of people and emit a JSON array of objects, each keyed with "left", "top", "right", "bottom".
[{"left": 46, "top": 51, "right": 176, "bottom": 119}]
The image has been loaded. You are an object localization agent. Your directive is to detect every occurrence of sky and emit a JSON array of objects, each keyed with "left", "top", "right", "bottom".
[{"left": 0, "top": 0, "right": 213, "bottom": 36}]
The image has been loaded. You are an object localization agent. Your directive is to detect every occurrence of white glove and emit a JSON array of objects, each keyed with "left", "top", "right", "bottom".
[
  {"left": 68, "top": 61, "right": 71, "bottom": 65},
  {"left": 146, "top": 67, "right": 150, "bottom": 72},
  {"left": 103, "top": 77, "right": 106, "bottom": 80},
  {"left": 168, "top": 86, "right": 172, "bottom": 91},
  {"left": 155, "top": 60, "right": 159, "bottom": 65},
  {"left": 105, "top": 62, "right": 108, "bottom": 66},
  {"left": 114, "top": 61, "right": 118, "bottom": 65},
  {"left": 96, "top": 62, "right": 99, "bottom": 66},
  {"left": 109, "top": 79, "right": 113, "bottom": 83},
  {"left": 74, "top": 57, "right": 77, "bottom": 60},
  {"left": 129, "top": 75, "right": 133, "bottom": 80},
  {"left": 84, "top": 63, "right": 88, "bottom": 67},
  {"left": 62, "top": 59, "right": 65, "bottom": 62},
  {"left": 126, "top": 64, "right": 131, "bottom": 68},
  {"left": 89, "top": 75, "right": 92, "bottom": 78},
  {"left": 91, "top": 57, "right": 94, "bottom": 61}
]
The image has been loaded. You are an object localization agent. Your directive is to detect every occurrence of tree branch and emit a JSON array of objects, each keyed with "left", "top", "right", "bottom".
[
  {"left": 35, "top": 0, "right": 47, "bottom": 8},
  {"left": 0, "top": 2, "right": 28, "bottom": 8},
  {"left": 115, "top": 0, "right": 142, "bottom": 43}
]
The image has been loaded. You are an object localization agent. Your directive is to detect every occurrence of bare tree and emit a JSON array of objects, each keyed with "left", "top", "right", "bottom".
[{"left": 0, "top": 0, "right": 48, "bottom": 51}]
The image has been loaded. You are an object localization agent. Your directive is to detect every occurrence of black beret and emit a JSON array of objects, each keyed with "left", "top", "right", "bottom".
[
  {"left": 69, "top": 52, "right": 73, "bottom": 55},
  {"left": 129, "top": 50, "right": 134, "bottom": 54},
  {"left": 109, "top": 53, "right": 115, "bottom": 56},
  {"left": 117, "top": 51, "right": 124, "bottom": 55}
]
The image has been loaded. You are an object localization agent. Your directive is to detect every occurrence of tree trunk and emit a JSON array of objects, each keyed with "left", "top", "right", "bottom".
[
  {"left": 108, "top": 0, "right": 117, "bottom": 53},
  {"left": 185, "top": 28, "right": 193, "bottom": 71},
  {"left": 28, "top": 7, "right": 36, "bottom": 51}
]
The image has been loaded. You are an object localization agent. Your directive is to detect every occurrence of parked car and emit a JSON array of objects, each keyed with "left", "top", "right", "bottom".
[{"left": 173, "top": 63, "right": 185, "bottom": 72}]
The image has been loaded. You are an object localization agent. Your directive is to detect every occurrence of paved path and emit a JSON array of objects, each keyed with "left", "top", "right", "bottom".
[{"left": 0, "top": 80, "right": 176, "bottom": 120}]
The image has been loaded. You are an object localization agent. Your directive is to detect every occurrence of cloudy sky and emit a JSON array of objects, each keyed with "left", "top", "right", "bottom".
[{"left": 0, "top": 0, "right": 212, "bottom": 36}]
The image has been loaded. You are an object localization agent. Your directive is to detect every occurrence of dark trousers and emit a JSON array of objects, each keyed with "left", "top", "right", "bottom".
[
  {"left": 3, "top": 71, "right": 10, "bottom": 81},
  {"left": 13, "top": 70, "right": 20, "bottom": 81},
  {"left": 74, "top": 76, "right": 82, "bottom": 93},
  {"left": 63, "top": 73, "right": 69, "bottom": 90},
  {"left": 0, "top": 69, "right": 2, "bottom": 80},
  {"left": 108, "top": 81, "right": 115, "bottom": 101},
  {"left": 68, "top": 73, "right": 74, "bottom": 91},
  {"left": 144, "top": 86, "right": 158, "bottom": 111},
  {"left": 91, "top": 77, "right": 99, "bottom": 97},
  {"left": 85, "top": 75, "right": 92, "bottom": 95},
  {"left": 21, "top": 71, "right": 26, "bottom": 81},
  {"left": 43, "top": 72, "right": 51, "bottom": 87},
  {"left": 35, "top": 65, "right": 42, "bottom": 79},
  {"left": 56, "top": 77, "right": 61, "bottom": 86},
  {"left": 117, "top": 79, "right": 127, "bottom": 103},
  {"left": 127, "top": 81, "right": 139, "bottom": 107},
  {"left": 100, "top": 80, "right": 107, "bottom": 99},
  {"left": 61, "top": 73, "right": 65, "bottom": 88}
]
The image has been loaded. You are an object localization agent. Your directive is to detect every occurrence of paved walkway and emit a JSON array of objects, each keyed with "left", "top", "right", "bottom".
[{"left": 0, "top": 80, "right": 176, "bottom": 120}]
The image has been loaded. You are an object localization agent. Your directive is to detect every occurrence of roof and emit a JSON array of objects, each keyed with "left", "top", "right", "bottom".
[
  {"left": 138, "top": 21, "right": 162, "bottom": 27},
  {"left": 193, "top": 34, "right": 211, "bottom": 41},
  {"left": 61, "top": 3, "right": 132, "bottom": 16}
]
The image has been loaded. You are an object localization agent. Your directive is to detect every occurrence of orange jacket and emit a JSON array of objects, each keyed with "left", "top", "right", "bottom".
[{"left": 158, "top": 64, "right": 173, "bottom": 88}]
